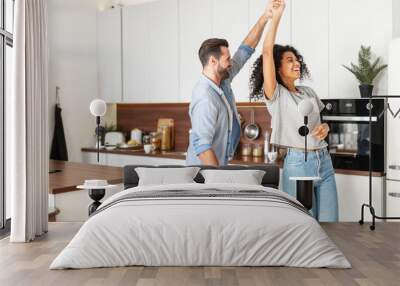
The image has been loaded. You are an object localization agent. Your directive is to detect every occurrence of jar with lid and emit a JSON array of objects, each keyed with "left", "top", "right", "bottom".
[
  {"left": 160, "top": 126, "right": 171, "bottom": 151},
  {"left": 150, "top": 132, "right": 161, "bottom": 151},
  {"left": 241, "top": 143, "right": 252, "bottom": 156},
  {"left": 142, "top": 133, "right": 151, "bottom": 145},
  {"left": 252, "top": 143, "right": 264, "bottom": 157}
]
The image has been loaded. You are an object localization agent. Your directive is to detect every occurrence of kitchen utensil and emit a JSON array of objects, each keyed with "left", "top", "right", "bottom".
[
  {"left": 105, "top": 131, "right": 125, "bottom": 146},
  {"left": 244, "top": 109, "right": 260, "bottom": 141}
]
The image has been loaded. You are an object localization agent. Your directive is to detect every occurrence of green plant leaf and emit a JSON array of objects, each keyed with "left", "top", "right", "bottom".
[{"left": 343, "top": 45, "right": 387, "bottom": 85}]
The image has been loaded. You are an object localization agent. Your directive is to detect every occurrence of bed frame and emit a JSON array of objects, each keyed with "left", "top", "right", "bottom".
[{"left": 123, "top": 164, "right": 280, "bottom": 189}]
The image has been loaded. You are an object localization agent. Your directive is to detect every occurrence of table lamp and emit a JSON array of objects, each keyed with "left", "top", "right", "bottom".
[{"left": 89, "top": 99, "right": 107, "bottom": 162}]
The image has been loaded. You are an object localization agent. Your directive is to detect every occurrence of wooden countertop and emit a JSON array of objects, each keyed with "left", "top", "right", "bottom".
[
  {"left": 81, "top": 148, "right": 385, "bottom": 177},
  {"left": 49, "top": 160, "right": 123, "bottom": 194}
]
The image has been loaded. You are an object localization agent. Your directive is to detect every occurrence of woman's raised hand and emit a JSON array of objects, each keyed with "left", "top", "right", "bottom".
[
  {"left": 264, "top": 1, "right": 273, "bottom": 19},
  {"left": 270, "top": 0, "right": 286, "bottom": 19}
]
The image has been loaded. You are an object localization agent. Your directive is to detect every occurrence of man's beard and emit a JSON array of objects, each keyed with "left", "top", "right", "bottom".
[{"left": 217, "top": 65, "right": 230, "bottom": 80}]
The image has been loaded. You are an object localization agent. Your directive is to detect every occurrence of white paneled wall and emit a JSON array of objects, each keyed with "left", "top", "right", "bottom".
[
  {"left": 292, "top": 0, "right": 329, "bottom": 99},
  {"left": 97, "top": 6, "right": 122, "bottom": 103},
  {"left": 329, "top": 0, "right": 392, "bottom": 98},
  {"left": 122, "top": 4, "right": 150, "bottom": 102},
  {"left": 97, "top": 0, "right": 393, "bottom": 103},
  {"left": 179, "top": 0, "right": 213, "bottom": 102},
  {"left": 146, "top": 0, "right": 179, "bottom": 102}
]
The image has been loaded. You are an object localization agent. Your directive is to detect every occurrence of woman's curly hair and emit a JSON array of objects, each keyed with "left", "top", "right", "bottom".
[{"left": 249, "top": 44, "right": 310, "bottom": 101}]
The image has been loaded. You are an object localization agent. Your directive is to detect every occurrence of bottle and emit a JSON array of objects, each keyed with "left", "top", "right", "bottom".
[
  {"left": 264, "top": 130, "right": 270, "bottom": 162},
  {"left": 161, "top": 126, "right": 171, "bottom": 151}
]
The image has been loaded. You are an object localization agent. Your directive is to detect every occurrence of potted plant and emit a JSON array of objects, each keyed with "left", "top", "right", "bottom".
[{"left": 343, "top": 45, "right": 387, "bottom": 98}]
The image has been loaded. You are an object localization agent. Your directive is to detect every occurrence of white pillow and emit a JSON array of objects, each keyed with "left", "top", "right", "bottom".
[
  {"left": 200, "top": 169, "right": 266, "bottom": 185},
  {"left": 135, "top": 167, "right": 201, "bottom": 186}
]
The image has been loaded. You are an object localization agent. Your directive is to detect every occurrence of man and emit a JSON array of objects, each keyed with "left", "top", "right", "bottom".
[{"left": 186, "top": 7, "right": 272, "bottom": 166}]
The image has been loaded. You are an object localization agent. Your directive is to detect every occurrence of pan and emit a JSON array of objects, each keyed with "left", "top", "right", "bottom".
[{"left": 244, "top": 109, "right": 260, "bottom": 141}]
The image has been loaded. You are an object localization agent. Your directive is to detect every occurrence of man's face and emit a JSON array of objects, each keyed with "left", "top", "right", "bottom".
[{"left": 211, "top": 46, "right": 232, "bottom": 80}]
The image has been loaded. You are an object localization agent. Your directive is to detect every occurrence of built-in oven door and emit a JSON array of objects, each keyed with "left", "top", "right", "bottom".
[{"left": 321, "top": 99, "right": 385, "bottom": 172}]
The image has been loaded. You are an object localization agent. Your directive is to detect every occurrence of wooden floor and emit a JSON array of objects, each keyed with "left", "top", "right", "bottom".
[{"left": 1, "top": 222, "right": 400, "bottom": 286}]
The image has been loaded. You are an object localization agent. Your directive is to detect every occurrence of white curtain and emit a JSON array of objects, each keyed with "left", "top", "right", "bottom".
[{"left": 9, "top": 0, "right": 49, "bottom": 242}]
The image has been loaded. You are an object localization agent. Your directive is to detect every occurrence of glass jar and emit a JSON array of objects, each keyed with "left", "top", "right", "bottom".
[
  {"left": 160, "top": 126, "right": 171, "bottom": 151},
  {"left": 150, "top": 132, "right": 161, "bottom": 151},
  {"left": 241, "top": 143, "right": 252, "bottom": 156},
  {"left": 142, "top": 134, "right": 151, "bottom": 145},
  {"left": 252, "top": 143, "right": 264, "bottom": 157}
]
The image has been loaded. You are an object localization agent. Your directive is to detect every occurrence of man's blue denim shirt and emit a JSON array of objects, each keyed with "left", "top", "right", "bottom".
[{"left": 186, "top": 44, "right": 255, "bottom": 165}]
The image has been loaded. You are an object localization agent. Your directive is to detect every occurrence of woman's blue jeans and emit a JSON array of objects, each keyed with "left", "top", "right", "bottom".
[{"left": 282, "top": 148, "right": 339, "bottom": 222}]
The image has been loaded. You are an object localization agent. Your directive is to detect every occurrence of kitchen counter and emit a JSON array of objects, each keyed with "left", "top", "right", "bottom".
[{"left": 81, "top": 148, "right": 385, "bottom": 177}]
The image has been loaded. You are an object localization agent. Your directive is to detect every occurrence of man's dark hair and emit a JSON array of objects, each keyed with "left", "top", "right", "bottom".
[{"left": 198, "top": 38, "right": 229, "bottom": 67}]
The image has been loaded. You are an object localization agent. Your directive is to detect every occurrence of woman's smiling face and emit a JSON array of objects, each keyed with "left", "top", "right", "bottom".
[{"left": 278, "top": 51, "right": 301, "bottom": 81}]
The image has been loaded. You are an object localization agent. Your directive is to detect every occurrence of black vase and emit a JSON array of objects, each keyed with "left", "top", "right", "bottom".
[{"left": 359, "top": 84, "right": 374, "bottom": 98}]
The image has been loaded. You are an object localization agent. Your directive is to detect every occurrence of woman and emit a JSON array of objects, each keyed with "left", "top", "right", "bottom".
[{"left": 249, "top": 0, "right": 338, "bottom": 222}]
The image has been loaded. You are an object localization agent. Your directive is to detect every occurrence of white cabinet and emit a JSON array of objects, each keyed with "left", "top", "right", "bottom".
[
  {"left": 122, "top": 4, "right": 149, "bottom": 103},
  {"left": 123, "top": 0, "right": 179, "bottom": 103},
  {"left": 147, "top": 0, "right": 179, "bottom": 102},
  {"left": 328, "top": 0, "right": 392, "bottom": 98},
  {"left": 83, "top": 152, "right": 185, "bottom": 167},
  {"left": 179, "top": 0, "right": 213, "bottom": 102},
  {"left": 292, "top": 0, "right": 329, "bottom": 99},
  {"left": 386, "top": 99, "right": 400, "bottom": 179},
  {"left": 82, "top": 151, "right": 108, "bottom": 165},
  {"left": 386, "top": 180, "right": 400, "bottom": 219},
  {"left": 335, "top": 173, "right": 384, "bottom": 222},
  {"left": 213, "top": 0, "right": 250, "bottom": 102},
  {"left": 97, "top": 7, "right": 122, "bottom": 103}
]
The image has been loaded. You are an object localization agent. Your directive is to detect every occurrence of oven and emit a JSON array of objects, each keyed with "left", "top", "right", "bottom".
[{"left": 321, "top": 98, "right": 385, "bottom": 172}]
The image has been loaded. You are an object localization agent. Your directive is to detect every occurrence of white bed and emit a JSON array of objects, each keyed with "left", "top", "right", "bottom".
[{"left": 50, "top": 182, "right": 351, "bottom": 269}]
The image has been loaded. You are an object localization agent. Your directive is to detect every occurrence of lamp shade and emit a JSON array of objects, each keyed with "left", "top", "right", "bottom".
[
  {"left": 89, "top": 99, "right": 107, "bottom": 117},
  {"left": 298, "top": 99, "right": 314, "bottom": 117}
]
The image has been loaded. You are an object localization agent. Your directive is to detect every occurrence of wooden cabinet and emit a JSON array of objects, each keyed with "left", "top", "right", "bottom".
[{"left": 96, "top": 6, "right": 122, "bottom": 103}]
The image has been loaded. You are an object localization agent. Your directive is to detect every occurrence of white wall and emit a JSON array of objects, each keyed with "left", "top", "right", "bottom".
[
  {"left": 48, "top": 0, "right": 99, "bottom": 162},
  {"left": 394, "top": 0, "right": 400, "bottom": 38},
  {"left": 100, "top": 0, "right": 393, "bottom": 102}
]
